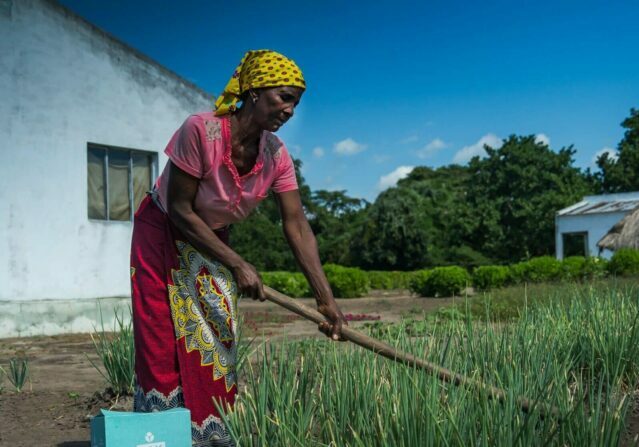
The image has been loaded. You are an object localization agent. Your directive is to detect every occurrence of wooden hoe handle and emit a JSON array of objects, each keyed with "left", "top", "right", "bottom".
[{"left": 263, "top": 286, "right": 559, "bottom": 419}]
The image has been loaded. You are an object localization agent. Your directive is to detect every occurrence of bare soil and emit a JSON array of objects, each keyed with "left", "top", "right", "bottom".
[{"left": 0, "top": 292, "right": 637, "bottom": 446}]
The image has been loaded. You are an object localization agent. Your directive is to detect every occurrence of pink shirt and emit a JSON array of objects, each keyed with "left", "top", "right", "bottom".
[{"left": 155, "top": 112, "right": 298, "bottom": 229}]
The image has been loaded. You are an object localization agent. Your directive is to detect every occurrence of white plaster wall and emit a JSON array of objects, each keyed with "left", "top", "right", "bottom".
[
  {"left": 555, "top": 212, "right": 626, "bottom": 259},
  {"left": 0, "top": 0, "right": 213, "bottom": 302},
  {"left": 0, "top": 297, "right": 131, "bottom": 338}
]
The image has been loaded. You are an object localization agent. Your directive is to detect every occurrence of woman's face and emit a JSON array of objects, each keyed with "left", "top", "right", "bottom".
[{"left": 252, "top": 86, "right": 304, "bottom": 132}]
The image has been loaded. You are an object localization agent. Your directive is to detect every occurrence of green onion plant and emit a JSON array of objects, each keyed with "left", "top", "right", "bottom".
[
  {"left": 217, "top": 283, "right": 639, "bottom": 446},
  {"left": 88, "top": 308, "right": 135, "bottom": 396},
  {"left": 0, "top": 358, "right": 29, "bottom": 393}
]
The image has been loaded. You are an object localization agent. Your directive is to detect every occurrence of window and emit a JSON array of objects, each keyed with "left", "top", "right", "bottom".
[
  {"left": 562, "top": 232, "right": 588, "bottom": 257},
  {"left": 87, "top": 143, "right": 158, "bottom": 221}
]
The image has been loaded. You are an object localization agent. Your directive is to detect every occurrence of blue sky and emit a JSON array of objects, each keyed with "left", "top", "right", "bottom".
[{"left": 59, "top": 0, "right": 639, "bottom": 201}]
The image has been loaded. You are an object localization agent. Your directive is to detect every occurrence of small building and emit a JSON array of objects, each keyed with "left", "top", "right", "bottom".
[
  {"left": 0, "top": 0, "right": 213, "bottom": 336},
  {"left": 555, "top": 192, "right": 639, "bottom": 260}
]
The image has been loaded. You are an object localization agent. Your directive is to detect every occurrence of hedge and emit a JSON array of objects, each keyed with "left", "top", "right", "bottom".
[
  {"left": 608, "top": 248, "right": 639, "bottom": 276},
  {"left": 472, "top": 265, "right": 511, "bottom": 291},
  {"left": 561, "top": 256, "right": 586, "bottom": 280},
  {"left": 323, "top": 264, "right": 369, "bottom": 298},
  {"left": 510, "top": 256, "right": 563, "bottom": 284},
  {"left": 261, "top": 271, "right": 310, "bottom": 297},
  {"left": 410, "top": 267, "right": 470, "bottom": 297},
  {"left": 260, "top": 252, "right": 634, "bottom": 299},
  {"left": 408, "top": 270, "right": 432, "bottom": 296},
  {"left": 367, "top": 271, "right": 415, "bottom": 290},
  {"left": 561, "top": 256, "right": 608, "bottom": 281}
]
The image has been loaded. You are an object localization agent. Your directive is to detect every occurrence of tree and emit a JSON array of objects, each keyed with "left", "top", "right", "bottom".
[
  {"left": 351, "top": 187, "right": 437, "bottom": 270},
  {"left": 397, "top": 165, "right": 491, "bottom": 267},
  {"left": 308, "top": 190, "right": 368, "bottom": 265},
  {"left": 465, "top": 135, "right": 592, "bottom": 262},
  {"left": 596, "top": 108, "right": 639, "bottom": 192}
]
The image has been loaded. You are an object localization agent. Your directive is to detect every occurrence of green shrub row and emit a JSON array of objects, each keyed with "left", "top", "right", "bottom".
[
  {"left": 367, "top": 271, "right": 415, "bottom": 290},
  {"left": 261, "top": 271, "right": 311, "bottom": 298},
  {"left": 408, "top": 266, "right": 470, "bottom": 297},
  {"left": 475, "top": 256, "right": 610, "bottom": 291},
  {"left": 261, "top": 249, "right": 639, "bottom": 298},
  {"left": 323, "top": 264, "right": 369, "bottom": 298},
  {"left": 607, "top": 248, "right": 639, "bottom": 276},
  {"left": 262, "top": 265, "right": 370, "bottom": 298}
]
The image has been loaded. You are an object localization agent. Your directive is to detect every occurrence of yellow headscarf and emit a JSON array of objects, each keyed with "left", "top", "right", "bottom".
[{"left": 214, "top": 49, "right": 306, "bottom": 116}]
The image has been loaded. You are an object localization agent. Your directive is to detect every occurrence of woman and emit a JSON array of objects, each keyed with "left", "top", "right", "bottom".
[{"left": 130, "top": 49, "right": 346, "bottom": 446}]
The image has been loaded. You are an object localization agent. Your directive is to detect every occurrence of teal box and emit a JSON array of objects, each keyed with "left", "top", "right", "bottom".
[{"left": 91, "top": 408, "right": 192, "bottom": 447}]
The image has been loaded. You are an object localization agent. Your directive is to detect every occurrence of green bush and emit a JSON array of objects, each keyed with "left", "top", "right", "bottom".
[
  {"left": 581, "top": 256, "right": 608, "bottom": 279},
  {"left": 510, "top": 256, "right": 563, "bottom": 283},
  {"left": 261, "top": 271, "right": 311, "bottom": 297},
  {"left": 323, "top": 264, "right": 369, "bottom": 298},
  {"left": 561, "top": 256, "right": 586, "bottom": 280},
  {"left": 411, "top": 267, "right": 469, "bottom": 297},
  {"left": 427, "top": 266, "right": 471, "bottom": 297},
  {"left": 472, "top": 265, "right": 510, "bottom": 291},
  {"left": 408, "top": 270, "right": 431, "bottom": 296},
  {"left": 367, "top": 271, "right": 415, "bottom": 289},
  {"left": 561, "top": 256, "right": 609, "bottom": 281},
  {"left": 395, "top": 271, "right": 418, "bottom": 289},
  {"left": 608, "top": 248, "right": 639, "bottom": 276},
  {"left": 508, "top": 262, "right": 526, "bottom": 284},
  {"left": 367, "top": 271, "right": 394, "bottom": 290}
]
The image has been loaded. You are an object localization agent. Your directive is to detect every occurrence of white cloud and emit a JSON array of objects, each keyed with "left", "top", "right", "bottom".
[
  {"left": 312, "top": 146, "right": 325, "bottom": 158},
  {"left": 378, "top": 166, "right": 414, "bottom": 191},
  {"left": 416, "top": 138, "right": 448, "bottom": 159},
  {"left": 453, "top": 133, "right": 502, "bottom": 164},
  {"left": 592, "top": 147, "right": 618, "bottom": 165},
  {"left": 290, "top": 144, "right": 302, "bottom": 155},
  {"left": 333, "top": 138, "right": 367, "bottom": 156},
  {"left": 535, "top": 133, "right": 550, "bottom": 146}
]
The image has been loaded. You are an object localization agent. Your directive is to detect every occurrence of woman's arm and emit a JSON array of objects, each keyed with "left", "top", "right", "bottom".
[
  {"left": 276, "top": 189, "right": 346, "bottom": 340},
  {"left": 166, "top": 161, "right": 265, "bottom": 300}
]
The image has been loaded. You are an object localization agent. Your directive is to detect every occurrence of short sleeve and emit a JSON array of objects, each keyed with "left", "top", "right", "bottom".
[
  {"left": 164, "top": 115, "right": 205, "bottom": 179},
  {"left": 271, "top": 147, "right": 299, "bottom": 193}
]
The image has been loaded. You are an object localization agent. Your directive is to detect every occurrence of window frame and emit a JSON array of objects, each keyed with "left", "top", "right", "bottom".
[
  {"left": 562, "top": 231, "right": 589, "bottom": 258},
  {"left": 87, "top": 142, "right": 159, "bottom": 222}
]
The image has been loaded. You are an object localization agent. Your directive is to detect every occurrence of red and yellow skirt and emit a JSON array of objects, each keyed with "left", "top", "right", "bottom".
[{"left": 130, "top": 195, "right": 237, "bottom": 447}]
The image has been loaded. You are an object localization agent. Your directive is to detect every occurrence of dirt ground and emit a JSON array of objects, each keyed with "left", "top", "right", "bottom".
[{"left": 0, "top": 292, "right": 637, "bottom": 446}]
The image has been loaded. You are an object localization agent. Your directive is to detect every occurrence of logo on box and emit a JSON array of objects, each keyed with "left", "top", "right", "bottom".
[{"left": 136, "top": 432, "right": 166, "bottom": 447}]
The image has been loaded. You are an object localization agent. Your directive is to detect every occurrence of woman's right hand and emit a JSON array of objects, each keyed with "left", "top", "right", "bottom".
[{"left": 232, "top": 261, "right": 266, "bottom": 301}]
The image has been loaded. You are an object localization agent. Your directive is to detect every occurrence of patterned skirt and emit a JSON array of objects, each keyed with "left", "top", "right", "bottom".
[{"left": 130, "top": 195, "right": 238, "bottom": 447}]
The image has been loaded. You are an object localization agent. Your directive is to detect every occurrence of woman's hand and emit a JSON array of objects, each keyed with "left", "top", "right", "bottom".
[
  {"left": 232, "top": 261, "right": 266, "bottom": 301},
  {"left": 317, "top": 301, "right": 347, "bottom": 341}
]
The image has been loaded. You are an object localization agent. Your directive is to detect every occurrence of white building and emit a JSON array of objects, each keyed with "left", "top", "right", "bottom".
[
  {"left": 0, "top": 0, "right": 213, "bottom": 336},
  {"left": 555, "top": 192, "right": 639, "bottom": 260}
]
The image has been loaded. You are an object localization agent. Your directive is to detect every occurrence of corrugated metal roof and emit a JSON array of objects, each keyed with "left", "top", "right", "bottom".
[
  {"left": 560, "top": 200, "right": 639, "bottom": 216},
  {"left": 557, "top": 192, "right": 639, "bottom": 216}
]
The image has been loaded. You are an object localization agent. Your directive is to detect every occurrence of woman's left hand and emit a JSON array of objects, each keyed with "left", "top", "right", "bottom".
[{"left": 317, "top": 301, "right": 347, "bottom": 341}]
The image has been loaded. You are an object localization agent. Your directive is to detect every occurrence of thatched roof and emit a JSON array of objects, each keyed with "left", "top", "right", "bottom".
[{"left": 597, "top": 206, "right": 639, "bottom": 251}]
